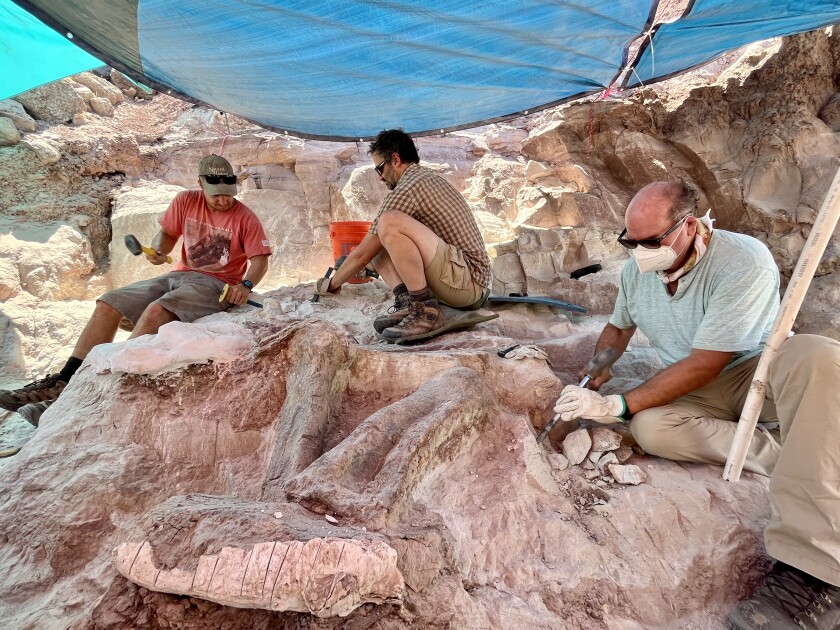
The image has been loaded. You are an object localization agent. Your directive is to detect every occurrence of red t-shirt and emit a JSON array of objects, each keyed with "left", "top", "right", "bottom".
[{"left": 159, "top": 190, "right": 272, "bottom": 285}]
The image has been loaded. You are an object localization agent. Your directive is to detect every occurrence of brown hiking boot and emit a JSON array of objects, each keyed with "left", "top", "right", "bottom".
[
  {"left": 728, "top": 562, "right": 840, "bottom": 629},
  {"left": 373, "top": 291, "right": 411, "bottom": 334},
  {"left": 380, "top": 298, "right": 445, "bottom": 343},
  {"left": 0, "top": 374, "right": 67, "bottom": 411}
]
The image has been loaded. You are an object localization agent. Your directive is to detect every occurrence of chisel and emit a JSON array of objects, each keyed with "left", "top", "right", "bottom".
[{"left": 537, "top": 347, "right": 619, "bottom": 442}]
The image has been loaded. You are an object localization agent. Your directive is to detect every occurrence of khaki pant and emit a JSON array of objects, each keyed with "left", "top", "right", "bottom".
[
  {"left": 425, "top": 239, "right": 487, "bottom": 308},
  {"left": 630, "top": 335, "right": 840, "bottom": 587}
]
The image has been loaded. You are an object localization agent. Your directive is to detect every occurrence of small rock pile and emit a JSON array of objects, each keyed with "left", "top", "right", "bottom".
[
  {"left": 549, "top": 426, "right": 647, "bottom": 485},
  {"left": 0, "top": 69, "right": 144, "bottom": 146}
]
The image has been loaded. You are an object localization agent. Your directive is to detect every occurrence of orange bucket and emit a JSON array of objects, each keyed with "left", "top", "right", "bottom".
[{"left": 329, "top": 221, "right": 373, "bottom": 284}]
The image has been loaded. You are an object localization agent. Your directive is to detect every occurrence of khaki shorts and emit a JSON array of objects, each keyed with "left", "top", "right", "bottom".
[
  {"left": 425, "top": 240, "right": 488, "bottom": 308},
  {"left": 99, "top": 271, "right": 231, "bottom": 331}
]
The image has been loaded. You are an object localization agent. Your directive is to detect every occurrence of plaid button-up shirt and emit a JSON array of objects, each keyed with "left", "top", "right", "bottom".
[{"left": 370, "top": 164, "right": 491, "bottom": 288}]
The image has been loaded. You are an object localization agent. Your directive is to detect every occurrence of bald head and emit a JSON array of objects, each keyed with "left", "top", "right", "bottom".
[{"left": 625, "top": 180, "right": 699, "bottom": 240}]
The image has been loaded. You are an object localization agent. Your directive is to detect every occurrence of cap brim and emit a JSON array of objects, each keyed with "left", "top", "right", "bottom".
[{"left": 202, "top": 182, "right": 238, "bottom": 196}]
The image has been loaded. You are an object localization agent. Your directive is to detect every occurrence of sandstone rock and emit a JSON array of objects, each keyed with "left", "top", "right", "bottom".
[
  {"left": 591, "top": 427, "right": 623, "bottom": 452},
  {"left": 72, "top": 112, "right": 92, "bottom": 126},
  {"left": 108, "top": 183, "right": 187, "bottom": 290},
  {"left": 14, "top": 78, "right": 89, "bottom": 123},
  {"left": 22, "top": 138, "right": 61, "bottom": 165},
  {"left": 0, "top": 99, "right": 37, "bottom": 132},
  {"left": 614, "top": 444, "right": 634, "bottom": 463},
  {"left": 483, "top": 124, "right": 528, "bottom": 153},
  {"left": 0, "top": 308, "right": 26, "bottom": 377},
  {"left": 89, "top": 97, "right": 115, "bottom": 117},
  {"left": 0, "top": 256, "right": 20, "bottom": 300},
  {"left": 588, "top": 450, "right": 604, "bottom": 464},
  {"left": 548, "top": 453, "right": 569, "bottom": 471},
  {"left": 562, "top": 428, "right": 591, "bottom": 465},
  {"left": 596, "top": 451, "right": 618, "bottom": 474},
  {"left": 2, "top": 221, "right": 95, "bottom": 301},
  {"left": 0, "top": 117, "right": 21, "bottom": 146},
  {"left": 72, "top": 72, "right": 125, "bottom": 106},
  {"left": 73, "top": 85, "right": 96, "bottom": 103},
  {"left": 110, "top": 69, "right": 153, "bottom": 100},
  {"left": 819, "top": 93, "right": 840, "bottom": 131},
  {"left": 608, "top": 463, "right": 647, "bottom": 485}
]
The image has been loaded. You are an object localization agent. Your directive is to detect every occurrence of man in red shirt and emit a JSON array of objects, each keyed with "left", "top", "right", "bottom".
[{"left": 1, "top": 155, "right": 272, "bottom": 421}]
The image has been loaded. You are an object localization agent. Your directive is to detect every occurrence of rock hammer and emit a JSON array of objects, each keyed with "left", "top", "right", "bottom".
[
  {"left": 124, "top": 234, "right": 172, "bottom": 264},
  {"left": 537, "top": 347, "right": 619, "bottom": 442}
]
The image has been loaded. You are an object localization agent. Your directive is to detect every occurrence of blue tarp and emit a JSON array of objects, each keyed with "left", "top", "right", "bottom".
[
  {"left": 0, "top": 0, "right": 99, "bottom": 98},
  {"left": 137, "top": 0, "right": 654, "bottom": 139},
  {"left": 3, "top": 0, "right": 840, "bottom": 140},
  {"left": 3, "top": 0, "right": 656, "bottom": 139},
  {"left": 626, "top": 0, "right": 840, "bottom": 88}
]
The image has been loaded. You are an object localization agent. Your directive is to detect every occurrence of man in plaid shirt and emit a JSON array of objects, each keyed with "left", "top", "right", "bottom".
[{"left": 315, "top": 129, "right": 491, "bottom": 342}]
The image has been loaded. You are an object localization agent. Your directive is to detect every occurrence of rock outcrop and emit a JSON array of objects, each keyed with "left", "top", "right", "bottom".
[{"left": 0, "top": 293, "right": 772, "bottom": 629}]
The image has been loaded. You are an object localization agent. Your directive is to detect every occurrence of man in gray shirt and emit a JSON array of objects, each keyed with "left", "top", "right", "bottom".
[{"left": 554, "top": 180, "right": 840, "bottom": 629}]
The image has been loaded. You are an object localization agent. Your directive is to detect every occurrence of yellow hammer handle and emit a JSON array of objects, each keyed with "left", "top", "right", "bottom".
[{"left": 140, "top": 245, "right": 172, "bottom": 264}]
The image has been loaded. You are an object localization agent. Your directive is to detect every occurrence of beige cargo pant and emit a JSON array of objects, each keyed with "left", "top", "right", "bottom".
[{"left": 629, "top": 334, "right": 840, "bottom": 587}]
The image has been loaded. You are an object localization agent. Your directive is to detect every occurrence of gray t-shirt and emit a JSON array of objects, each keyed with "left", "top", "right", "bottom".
[{"left": 609, "top": 230, "right": 780, "bottom": 369}]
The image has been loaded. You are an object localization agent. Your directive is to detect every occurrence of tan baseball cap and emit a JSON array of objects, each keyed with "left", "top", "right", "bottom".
[{"left": 198, "top": 154, "right": 238, "bottom": 196}]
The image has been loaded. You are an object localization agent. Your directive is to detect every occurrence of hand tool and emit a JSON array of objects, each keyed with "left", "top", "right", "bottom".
[
  {"left": 537, "top": 347, "right": 619, "bottom": 442},
  {"left": 124, "top": 234, "right": 172, "bottom": 264},
  {"left": 310, "top": 255, "right": 347, "bottom": 303},
  {"left": 219, "top": 283, "right": 263, "bottom": 308}
]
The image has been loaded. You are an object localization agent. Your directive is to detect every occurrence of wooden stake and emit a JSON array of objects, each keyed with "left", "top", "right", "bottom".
[{"left": 724, "top": 165, "right": 840, "bottom": 481}]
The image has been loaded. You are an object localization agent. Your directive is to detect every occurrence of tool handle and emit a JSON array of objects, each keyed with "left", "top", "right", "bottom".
[
  {"left": 537, "top": 372, "right": 591, "bottom": 441},
  {"left": 140, "top": 245, "right": 172, "bottom": 264},
  {"left": 537, "top": 413, "right": 562, "bottom": 442},
  {"left": 219, "top": 284, "right": 263, "bottom": 308}
]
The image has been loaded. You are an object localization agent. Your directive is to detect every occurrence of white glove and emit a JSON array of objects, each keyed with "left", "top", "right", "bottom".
[
  {"left": 505, "top": 345, "right": 549, "bottom": 361},
  {"left": 314, "top": 276, "right": 339, "bottom": 296},
  {"left": 554, "top": 385, "right": 626, "bottom": 424}
]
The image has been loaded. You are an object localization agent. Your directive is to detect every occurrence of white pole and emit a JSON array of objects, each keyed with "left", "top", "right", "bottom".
[{"left": 724, "top": 165, "right": 840, "bottom": 481}]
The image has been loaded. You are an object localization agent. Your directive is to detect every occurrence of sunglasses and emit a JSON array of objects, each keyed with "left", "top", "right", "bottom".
[
  {"left": 202, "top": 174, "right": 237, "bottom": 185},
  {"left": 374, "top": 159, "right": 387, "bottom": 176},
  {"left": 617, "top": 214, "right": 690, "bottom": 249}
]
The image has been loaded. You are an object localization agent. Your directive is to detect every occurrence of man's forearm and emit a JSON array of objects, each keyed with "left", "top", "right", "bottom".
[
  {"left": 151, "top": 230, "right": 177, "bottom": 254},
  {"left": 595, "top": 323, "right": 635, "bottom": 357},
  {"left": 243, "top": 255, "right": 270, "bottom": 286},
  {"left": 623, "top": 349, "right": 733, "bottom": 414},
  {"left": 329, "top": 234, "right": 382, "bottom": 289}
]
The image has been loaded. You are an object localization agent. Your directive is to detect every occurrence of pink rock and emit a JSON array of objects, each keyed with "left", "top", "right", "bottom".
[
  {"left": 608, "top": 464, "right": 647, "bottom": 485},
  {"left": 562, "top": 428, "right": 592, "bottom": 465},
  {"left": 615, "top": 444, "right": 633, "bottom": 463},
  {"left": 548, "top": 453, "right": 569, "bottom": 471},
  {"left": 591, "top": 427, "right": 622, "bottom": 452},
  {"left": 596, "top": 452, "right": 618, "bottom": 474}
]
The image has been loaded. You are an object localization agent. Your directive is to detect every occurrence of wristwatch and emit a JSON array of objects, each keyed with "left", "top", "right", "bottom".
[{"left": 240, "top": 279, "right": 254, "bottom": 290}]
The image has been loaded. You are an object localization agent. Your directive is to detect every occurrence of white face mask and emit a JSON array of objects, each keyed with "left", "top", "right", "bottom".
[{"left": 632, "top": 220, "right": 688, "bottom": 273}]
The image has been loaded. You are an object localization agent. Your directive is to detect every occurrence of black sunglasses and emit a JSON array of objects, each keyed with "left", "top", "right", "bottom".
[
  {"left": 202, "top": 174, "right": 237, "bottom": 185},
  {"left": 617, "top": 214, "right": 690, "bottom": 249},
  {"left": 374, "top": 158, "right": 387, "bottom": 176}
]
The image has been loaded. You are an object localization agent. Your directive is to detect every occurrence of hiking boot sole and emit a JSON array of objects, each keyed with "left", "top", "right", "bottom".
[
  {"left": 383, "top": 312, "right": 499, "bottom": 345},
  {"left": 373, "top": 312, "right": 408, "bottom": 334}
]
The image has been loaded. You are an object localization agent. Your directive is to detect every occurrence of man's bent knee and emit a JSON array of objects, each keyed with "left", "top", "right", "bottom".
[
  {"left": 94, "top": 299, "right": 123, "bottom": 318},
  {"left": 376, "top": 210, "right": 408, "bottom": 235},
  {"left": 629, "top": 406, "right": 682, "bottom": 458},
  {"left": 140, "top": 301, "right": 178, "bottom": 323}
]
